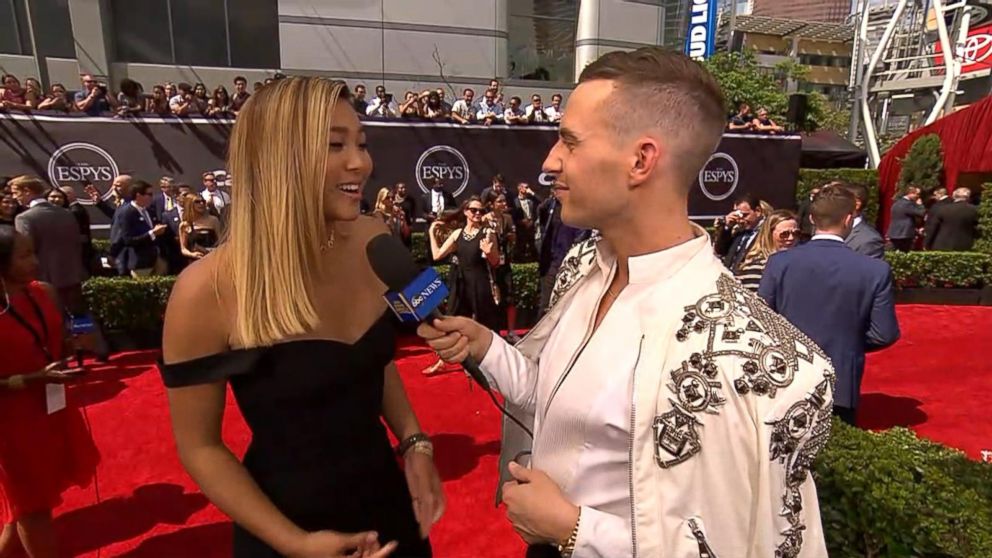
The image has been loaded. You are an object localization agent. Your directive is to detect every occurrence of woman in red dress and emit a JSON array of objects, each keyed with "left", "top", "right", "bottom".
[{"left": 0, "top": 226, "right": 99, "bottom": 558}]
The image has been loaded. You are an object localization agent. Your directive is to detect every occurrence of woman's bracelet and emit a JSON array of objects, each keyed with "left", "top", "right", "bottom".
[{"left": 396, "top": 432, "right": 432, "bottom": 457}]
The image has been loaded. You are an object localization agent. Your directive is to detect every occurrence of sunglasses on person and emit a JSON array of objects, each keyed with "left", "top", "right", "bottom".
[
  {"left": 467, "top": 207, "right": 486, "bottom": 214},
  {"left": 778, "top": 229, "right": 800, "bottom": 240}
]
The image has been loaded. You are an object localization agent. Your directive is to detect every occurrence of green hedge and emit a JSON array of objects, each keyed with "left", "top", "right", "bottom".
[
  {"left": 798, "top": 169, "right": 880, "bottom": 225},
  {"left": 817, "top": 420, "right": 992, "bottom": 557},
  {"left": 975, "top": 183, "right": 992, "bottom": 255},
  {"left": 884, "top": 251, "right": 992, "bottom": 289}
]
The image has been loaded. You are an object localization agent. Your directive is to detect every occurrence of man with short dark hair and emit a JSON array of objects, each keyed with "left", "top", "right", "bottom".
[
  {"left": 525, "top": 94, "right": 550, "bottom": 124},
  {"left": 727, "top": 102, "right": 752, "bottom": 131},
  {"left": 450, "top": 88, "right": 476, "bottom": 124},
  {"left": 476, "top": 88, "right": 504, "bottom": 126},
  {"left": 504, "top": 96, "right": 526, "bottom": 125},
  {"left": 544, "top": 93, "right": 564, "bottom": 122},
  {"left": 887, "top": 186, "right": 925, "bottom": 251},
  {"left": 480, "top": 174, "right": 506, "bottom": 204},
  {"left": 169, "top": 83, "right": 196, "bottom": 116},
  {"left": 110, "top": 180, "right": 168, "bottom": 277},
  {"left": 925, "top": 187, "right": 979, "bottom": 251},
  {"left": 419, "top": 47, "right": 832, "bottom": 557},
  {"left": 353, "top": 84, "right": 368, "bottom": 115},
  {"left": 713, "top": 193, "right": 765, "bottom": 271},
  {"left": 422, "top": 178, "right": 455, "bottom": 219},
  {"left": 510, "top": 182, "right": 539, "bottom": 261},
  {"left": 844, "top": 182, "right": 885, "bottom": 258},
  {"left": 365, "top": 85, "right": 398, "bottom": 118},
  {"left": 760, "top": 184, "right": 899, "bottom": 426},
  {"left": 231, "top": 76, "right": 251, "bottom": 114}
]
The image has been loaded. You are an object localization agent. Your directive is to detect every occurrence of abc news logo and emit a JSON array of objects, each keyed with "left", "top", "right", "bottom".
[{"left": 410, "top": 277, "right": 444, "bottom": 308}]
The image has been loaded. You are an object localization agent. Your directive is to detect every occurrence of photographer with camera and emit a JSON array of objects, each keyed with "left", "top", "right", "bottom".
[
  {"left": 366, "top": 85, "right": 398, "bottom": 118},
  {"left": 74, "top": 74, "right": 117, "bottom": 116},
  {"left": 713, "top": 193, "right": 766, "bottom": 272}
]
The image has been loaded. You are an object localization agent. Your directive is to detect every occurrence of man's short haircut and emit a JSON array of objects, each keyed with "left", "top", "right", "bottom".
[
  {"left": 953, "top": 187, "right": 971, "bottom": 201},
  {"left": 492, "top": 174, "right": 504, "bottom": 183},
  {"left": 578, "top": 47, "right": 726, "bottom": 189},
  {"left": 234, "top": 76, "right": 247, "bottom": 84},
  {"left": 843, "top": 182, "right": 867, "bottom": 205},
  {"left": 177, "top": 82, "right": 192, "bottom": 93},
  {"left": 131, "top": 180, "right": 154, "bottom": 197},
  {"left": 734, "top": 193, "right": 763, "bottom": 211},
  {"left": 9, "top": 175, "right": 47, "bottom": 195},
  {"left": 811, "top": 184, "right": 856, "bottom": 230},
  {"left": 933, "top": 187, "right": 948, "bottom": 197},
  {"left": 202, "top": 171, "right": 216, "bottom": 180},
  {"left": 510, "top": 96, "right": 521, "bottom": 104},
  {"left": 463, "top": 87, "right": 473, "bottom": 95},
  {"left": 552, "top": 93, "right": 562, "bottom": 101}
]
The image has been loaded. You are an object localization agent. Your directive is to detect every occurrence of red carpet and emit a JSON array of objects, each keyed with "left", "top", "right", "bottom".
[{"left": 36, "top": 304, "right": 991, "bottom": 557}]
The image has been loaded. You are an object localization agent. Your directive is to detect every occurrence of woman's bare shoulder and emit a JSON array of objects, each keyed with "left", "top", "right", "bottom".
[{"left": 162, "top": 253, "right": 231, "bottom": 363}]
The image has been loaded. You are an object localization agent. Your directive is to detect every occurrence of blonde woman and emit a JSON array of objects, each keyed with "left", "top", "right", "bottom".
[
  {"left": 159, "top": 78, "right": 441, "bottom": 558},
  {"left": 736, "top": 209, "right": 800, "bottom": 292},
  {"left": 178, "top": 194, "right": 221, "bottom": 261},
  {"left": 371, "top": 187, "right": 409, "bottom": 242}
]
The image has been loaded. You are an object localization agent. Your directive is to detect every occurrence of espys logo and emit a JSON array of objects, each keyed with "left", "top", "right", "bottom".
[
  {"left": 698, "top": 152, "right": 739, "bottom": 201},
  {"left": 415, "top": 145, "right": 470, "bottom": 196},
  {"left": 47, "top": 143, "right": 120, "bottom": 205},
  {"left": 410, "top": 278, "right": 443, "bottom": 307}
]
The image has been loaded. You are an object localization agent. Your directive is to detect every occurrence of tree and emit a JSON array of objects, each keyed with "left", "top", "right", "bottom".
[
  {"left": 702, "top": 50, "right": 840, "bottom": 133},
  {"left": 897, "top": 133, "right": 943, "bottom": 192}
]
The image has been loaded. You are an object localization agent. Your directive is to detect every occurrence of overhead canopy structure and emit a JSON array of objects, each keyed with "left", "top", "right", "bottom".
[
  {"left": 800, "top": 131, "right": 868, "bottom": 168},
  {"left": 733, "top": 15, "right": 855, "bottom": 42},
  {"left": 877, "top": 93, "right": 992, "bottom": 230}
]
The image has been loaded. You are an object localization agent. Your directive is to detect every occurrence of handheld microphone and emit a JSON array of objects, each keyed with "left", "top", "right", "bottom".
[{"left": 366, "top": 233, "right": 492, "bottom": 391}]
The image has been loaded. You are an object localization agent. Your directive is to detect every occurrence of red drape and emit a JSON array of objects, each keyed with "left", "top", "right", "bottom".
[{"left": 877, "top": 94, "right": 992, "bottom": 233}]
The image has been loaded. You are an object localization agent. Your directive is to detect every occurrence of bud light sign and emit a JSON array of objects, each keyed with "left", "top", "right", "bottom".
[
  {"left": 383, "top": 267, "right": 450, "bottom": 324},
  {"left": 684, "top": 0, "right": 717, "bottom": 60}
]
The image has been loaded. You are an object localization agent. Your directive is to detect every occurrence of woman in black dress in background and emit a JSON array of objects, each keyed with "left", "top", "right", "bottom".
[
  {"left": 160, "top": 78, "right": 442, "bottom": 558},
  {"left": 429, "top": 197, "right": 504, "bottom": 331},
  {"left": 178, "top": 194, "right": 221, "bottom": 262}
]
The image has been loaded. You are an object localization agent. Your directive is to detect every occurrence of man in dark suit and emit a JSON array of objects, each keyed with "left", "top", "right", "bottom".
[
  {"left": 59, "top": 186, "right": 97, "bottom": 275},
  {"left": 713, "top": 193, "right": 765, "bottom": 271},
  {"left": 759, "top": 184, "right": 900, "bottom": 425},
  {"left": 509, "top": 182, "right": 540, "bottom": 262},
  {"left": 536, "top": 190, "right": 586, "bottom": 315},
  {"left": 480, "top": 174, "right": 508, "bottom": 205},
  {"left": 110, "top": 180, "right": 168, "bottom": 277},
  {"left": 844, "top": 182, "right": 885, "bottom": 259},
  {"left": 886, "top": 186, "right": 925, "bottom": 251},
  {"left": 9, "top": 175, "right": 87, "bottom": 308},
  {"left": 86, "top": 174, "right": 132, "bottom": 220},
  {"left": 925, "top": 187, "right": 979, "bottom": 251},
  {"left": 421, "top": 178, "right": 456, "bottom": 220},
  {"left": 151, "top": 176, "right": 179, "bottom": 222},
  {"left": 926, "top": 187, "right": 951, "bottom": 222}
]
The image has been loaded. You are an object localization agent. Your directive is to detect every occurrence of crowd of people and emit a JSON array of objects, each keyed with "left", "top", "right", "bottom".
[
  {"left": 886, "top": 185, "right": 980, "bottom": 252},
  {"left": 726, "top": 102, "right": 789, "bottom": 134},
  {"left": 1, "top": 72, "right": 564, "bottom": 125}
]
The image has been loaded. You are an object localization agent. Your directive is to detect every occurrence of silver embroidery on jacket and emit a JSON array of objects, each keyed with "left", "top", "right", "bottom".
[
  {"left": 653, "top": 404, "right": 702, "bottom": 468},
  {"left": 675, "top": 274, "right": 828, "bottom": 398},
  {"left": 767, "top": 376, "right": 833, "bottom": 558},
  {"left": 548, "top": 237, "right": 599, "bottom": 309}
]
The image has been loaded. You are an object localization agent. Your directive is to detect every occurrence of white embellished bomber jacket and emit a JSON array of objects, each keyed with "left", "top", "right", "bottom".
[{"left": 496, "top": 233, "right": 834, "bottom": 557}]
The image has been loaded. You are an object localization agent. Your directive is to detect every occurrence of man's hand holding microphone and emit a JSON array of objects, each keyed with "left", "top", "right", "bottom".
[{"left": 417, "top": 317, "right": 492, "bottom": 366}]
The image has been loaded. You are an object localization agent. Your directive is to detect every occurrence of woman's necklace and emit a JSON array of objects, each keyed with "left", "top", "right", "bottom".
[{"left": 462, "top": 226, "right": 480, "bottom": 241}]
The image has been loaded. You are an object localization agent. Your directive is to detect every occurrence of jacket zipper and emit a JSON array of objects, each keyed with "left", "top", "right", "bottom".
[
  {"left": 628, "top": 334, "right": 645, "bottom": 558},
  {"left": 541, "top": 267, "right": 617, "bottom": 421}
]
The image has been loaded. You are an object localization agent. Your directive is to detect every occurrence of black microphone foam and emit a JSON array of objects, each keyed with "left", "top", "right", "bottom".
[{"left": 366, "top": 233, "right": 492, "bottom": 391}]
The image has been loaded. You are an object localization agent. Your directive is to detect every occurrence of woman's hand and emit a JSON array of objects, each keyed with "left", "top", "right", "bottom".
[
  {"left": 404, "top": 451, "right": 445, "bottom": 538},
  {"left": 42, "top": 360, "right": 85, "bottom": 383},
  {"left": 480, "top": 235, "right": 494, "bottom": 255},
  {"left": 289, "top": 530, "right": 397, "bottom": 558}
]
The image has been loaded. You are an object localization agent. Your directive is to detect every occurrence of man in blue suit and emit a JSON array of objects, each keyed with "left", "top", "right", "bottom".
[
  {"left": 110, "top": 180, "right": 168, "bottom": 277},
  {"left": 759, "top": 184, "right": 900, "bottom": 425}
]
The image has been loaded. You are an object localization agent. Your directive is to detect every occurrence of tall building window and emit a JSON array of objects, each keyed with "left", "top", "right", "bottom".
[
  {"left": 0, "top": 0, "right": 74, "bottom": 57},
  {"left": 508, "top": 0, "right": 579, "bottom": 82},
  {"left": 110, "top": 0, "right": 279, "bottom": 68}
]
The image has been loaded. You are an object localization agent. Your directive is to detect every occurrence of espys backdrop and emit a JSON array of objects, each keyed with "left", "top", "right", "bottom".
[{"left": 0, "top": 114, "right": 800, "bottom": 228}]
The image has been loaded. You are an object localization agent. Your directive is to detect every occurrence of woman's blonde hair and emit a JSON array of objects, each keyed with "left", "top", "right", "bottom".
[
  {"left": 742, "top": 209, "right": 798, "bottom": 267},
  {"left": 223, "top": 76, "right": 351, "bottom": 347},
  {"left": 179, "top": 194, "right": 200, "bottom": 230},
  {"left": 373, "top": 187, "right": 393, "bottom": 215}
]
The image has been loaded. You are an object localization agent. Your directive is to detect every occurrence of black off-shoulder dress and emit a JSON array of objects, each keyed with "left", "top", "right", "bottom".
[{"left": 159, "top": 312, "right": 431, "bottom": 557}]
